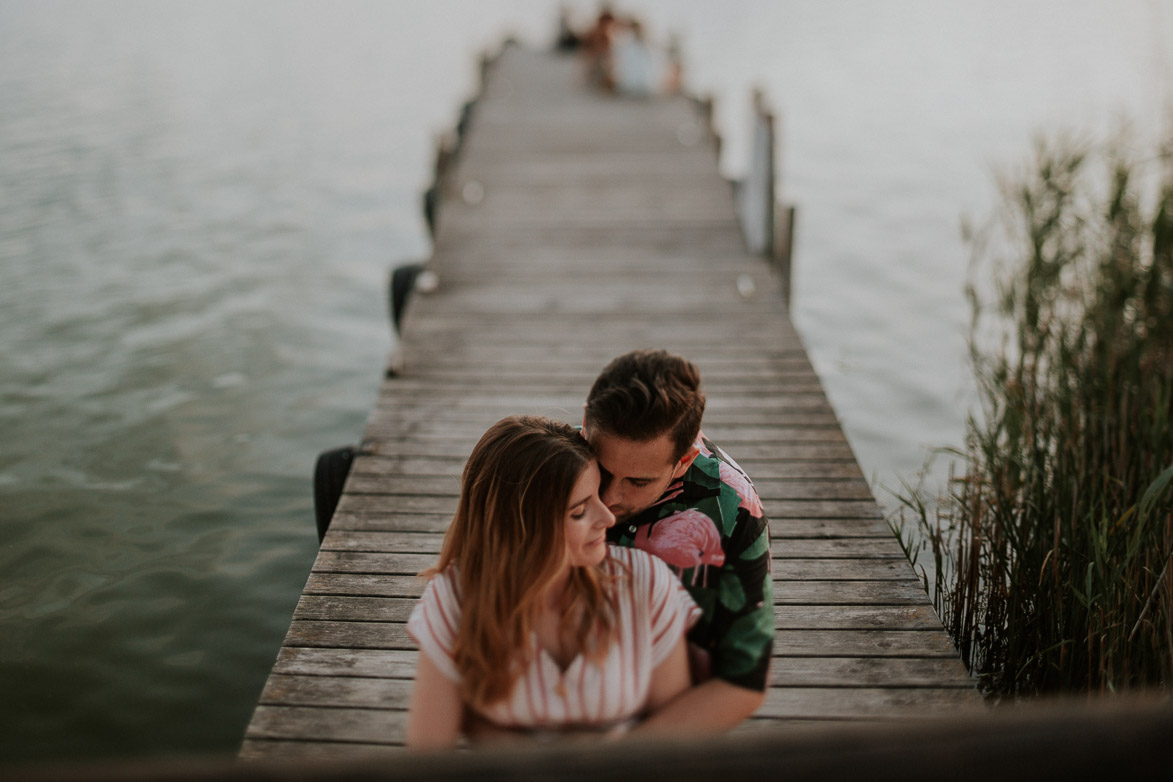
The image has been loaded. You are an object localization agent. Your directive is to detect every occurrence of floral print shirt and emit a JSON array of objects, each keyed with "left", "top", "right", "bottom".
[{"left": 605, "top": 434, "right": 774, "bottom": 692}]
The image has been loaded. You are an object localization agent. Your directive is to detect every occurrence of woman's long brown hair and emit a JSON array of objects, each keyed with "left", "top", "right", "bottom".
[{"left": 425, "top": 416, "right": 619, "bottom": 709}]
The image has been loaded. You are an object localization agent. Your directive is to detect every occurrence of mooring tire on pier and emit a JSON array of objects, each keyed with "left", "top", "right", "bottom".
[
  {"left": 389, "top": 263, "right": 425, "bottom": 334},
  {"left": 313, "top": 445, "right": 357, "bottom": 542}
]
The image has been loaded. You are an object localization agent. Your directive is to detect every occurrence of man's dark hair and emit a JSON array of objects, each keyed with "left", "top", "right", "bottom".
[{"left": 584, "top": 349, "right": 705, "bottom": 460}]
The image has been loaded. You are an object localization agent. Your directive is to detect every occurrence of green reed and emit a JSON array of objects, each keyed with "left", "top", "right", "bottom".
[{"left": 899, "top": 132, "right": 1173, "bottom": 696}]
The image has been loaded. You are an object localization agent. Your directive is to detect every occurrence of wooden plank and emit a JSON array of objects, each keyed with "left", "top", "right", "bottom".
[
  {"left": 304, "top": 550, "right": 928, "bottom": 589},
  {"left": 307, "top": 550, "right": 924, "bottom": 582},
  {"left": 362, "top": 439, "right": 859, "bottom": 462},
  {"left": 310, "top": 552, "right": 437, "bottom": 575},
  {"left": 314, "top": 531, "right": 906, "bottom": 560},
  {"left": 372, "top": 392, "right": 838, "bottom": 415},
  {"left": 252, "top": 675, "right": 986, "bottom": 719},
  {"left": 290, "top": 599, "right": 940, "bottom": 631},
  {"left": 347, "top": 454, "right": 865, "bottom": 480},
  {"left": 372, "top": 377, "right": 830, "bottom": 396},
  {"left": 775, "top": 580, "right": 929, "bottom": 605},
  {"left": 272, "top": 623, "right": 961, "bottom": 661},
  {"left": 270, "top": 647, "right": 416, "bottom": 678},
  {"left": 397, "top": 347, "right": 812, "bottom": 367},
  {"left": 774, "top": 560, "right": 920, "bottom": 580},
  {"left": 770, "top": 517, "right": 896, "bottom": 538},
  {"left": 771, "top": 656, "right": 973, "bottom": 688},
  {"left": 386, "top": 360, "right": 820, "bottom": 378},
  {"left": 239, "top": 739, "right": 401, "bottom": 761},
  {"left": 259, "top": 674, "right": 413, "bottom": 708},
  {"left": 332, "top": 493, "right": 882, "bottom": 520},
  {"left": 258, "top": 658, "right": 976, "bottom": 709},
  {"left": 282, "top": 621, "right": 411, "bottom": 650},
  {"left": 305, "top": 573, "right": 429, "bottom": 598},
  {"left": 302, "top": 573, "right": 931, "bottom": 606},
  {"left": 294, "top": 597, "right": 417, "bottom": 621},
  {"left": 776, "top": 605, "right": 943, "bottom": 630},
  {"left": 361, "top": 412, "right": 849, "bottom": 431},
  {"left": 338, "top": 475, "right": 875, "bottom": 500},
  {"left": 247, "top": 706, "right": 405, "bottom": 744},
  {"left": 326, "top": 512, "right": 896, "bottom": 539},
  {"left": 279, "top": 622, "right": 962, "bottom": 660},
  {"left": 757, "top": 687, "right": 984, "bottom": 719},
  {"left": 776, "top": 630, "right": 960, "bottom": 657},
  {"left": 327, "top": 512, "right": 453, "bottom": 534},
  {"left": 316, "top": 528, "right": 883, "bottom": 552},
  {"left": 348, "top": 451, "right": 857, "bottom": 476}
]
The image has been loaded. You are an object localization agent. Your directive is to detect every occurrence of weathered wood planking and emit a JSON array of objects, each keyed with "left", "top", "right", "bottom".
[{"left": 240, "top": 44, "right": 979, "bottom": 760}]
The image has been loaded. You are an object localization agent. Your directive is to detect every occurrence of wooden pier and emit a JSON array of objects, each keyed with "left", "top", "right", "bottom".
[{"left": 240, "top": 44, "right": 980, "bottom": 760}]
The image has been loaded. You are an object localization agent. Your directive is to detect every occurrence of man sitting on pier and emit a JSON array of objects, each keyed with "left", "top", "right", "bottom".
[{"left": 583, "top": 349, "right": 773, "bottom": 732}]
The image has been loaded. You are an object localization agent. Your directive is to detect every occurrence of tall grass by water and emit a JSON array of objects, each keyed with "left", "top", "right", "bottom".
[{"left": 899, "top": 132, "right": 1173, "bottom": 696}]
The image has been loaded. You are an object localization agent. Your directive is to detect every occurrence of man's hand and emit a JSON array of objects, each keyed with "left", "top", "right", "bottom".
[{"left": 633, "top": 678, "right": 765, "bottom": 736}]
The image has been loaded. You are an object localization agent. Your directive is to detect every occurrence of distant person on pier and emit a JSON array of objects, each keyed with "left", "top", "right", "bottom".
[
  {"left": 405, "top": 416, "right": 700, "bottom": 748},
  {"left": 578, "top": 10, "right": 675, "bottom": 97},
  {"left": 581, "top": 7, "right": 617, "bottom": 90},
  {"left": 610, "top": 17, "right": 659, "bottom": 97},
  {"left": 582, "top": 349, "right": 774, "bottom": 732}
]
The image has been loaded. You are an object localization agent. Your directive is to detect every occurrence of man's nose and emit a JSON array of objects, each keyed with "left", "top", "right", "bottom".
[{"left": 600, "top": 480, "right": 622, "bottom": 509}]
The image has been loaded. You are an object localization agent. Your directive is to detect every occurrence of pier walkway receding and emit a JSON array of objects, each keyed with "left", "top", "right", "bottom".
[{"left": 241, "top": 44, "right": 980, "bottom": 760}]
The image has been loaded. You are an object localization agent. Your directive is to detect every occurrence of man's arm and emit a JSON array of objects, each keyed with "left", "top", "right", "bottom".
[
  {"left": 632, "top": 678, "right": 765, "bottom": 735},
  {"left": 645, "top": 635, "right": 692, "bottom": 713},
  {"left": 636, "top": 509, "right": 772, "bottom": 735}
]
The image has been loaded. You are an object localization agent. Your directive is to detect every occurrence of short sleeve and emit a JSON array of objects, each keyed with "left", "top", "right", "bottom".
[
  {"left": 405, "top": 570, "right": 462, "bottom": 683},
  {"left": 645, "top": 553, "right": 702, "bottom": 666},
  {"left": 710, "top": 508, "right": 774, "bottom": 690}
]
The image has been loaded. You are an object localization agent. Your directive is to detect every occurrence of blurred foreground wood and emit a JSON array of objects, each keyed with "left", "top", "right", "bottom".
[
  {"left": 14, "top": 698, "right": 1172, "bottom": 781},
  {"left": 240, "top": 42, "right": 980, "bottom": 758}
]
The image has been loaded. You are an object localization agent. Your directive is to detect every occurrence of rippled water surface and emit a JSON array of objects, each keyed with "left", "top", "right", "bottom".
[{"left": 1, "top": 0, "right": 1170, "bottom": 765}]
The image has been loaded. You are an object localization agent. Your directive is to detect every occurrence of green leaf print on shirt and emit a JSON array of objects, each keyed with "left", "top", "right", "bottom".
[{"left": 718, "top": 569, "right": 747, "bottom": 612}]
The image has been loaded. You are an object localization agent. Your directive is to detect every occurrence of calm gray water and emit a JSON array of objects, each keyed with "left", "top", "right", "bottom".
[{"left": 2, "top": 0, "right": 1170, "bottom": 766}]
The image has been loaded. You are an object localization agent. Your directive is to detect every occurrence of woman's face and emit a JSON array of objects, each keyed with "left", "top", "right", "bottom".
[{"left": 563, "top": 460, "right": 616, "bottom": 568}]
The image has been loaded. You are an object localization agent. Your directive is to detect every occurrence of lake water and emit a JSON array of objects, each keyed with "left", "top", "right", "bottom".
[{"left": 2, "top": 0, "right": 1170, "bottom": 765}]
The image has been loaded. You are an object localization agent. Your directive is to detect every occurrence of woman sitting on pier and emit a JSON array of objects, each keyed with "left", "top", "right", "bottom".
[{"left": 406, "top": 415, "right": 699, "bottom": 747}]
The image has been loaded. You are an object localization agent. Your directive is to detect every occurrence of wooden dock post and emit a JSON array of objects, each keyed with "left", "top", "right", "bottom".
[
  {"left": 240, "top": 44, "right": 980, "bottom": 761},
  {"left": 737, "top": 88, "right": 775, "bottom": 258},
  {"left": 734, "top": 87, "right": 796, "bottom": 306}
]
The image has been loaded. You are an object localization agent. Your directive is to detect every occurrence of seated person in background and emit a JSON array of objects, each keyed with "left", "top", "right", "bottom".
[
  {"left": 580, "top": 7, "right": 617, "bottom": 89},
  {"left": 583, "top": 349, "right": 775, "bottom": 733},
  {"left": 610, "top": 17, "right": 660, "bottom": 97},
  {"left": 405, "top": 415, "right": 699, "bottom": 749}
]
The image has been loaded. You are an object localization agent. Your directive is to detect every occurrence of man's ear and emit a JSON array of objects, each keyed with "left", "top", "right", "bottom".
[{"left": 671, "top": 444, "right": 700, "bottom": 479}]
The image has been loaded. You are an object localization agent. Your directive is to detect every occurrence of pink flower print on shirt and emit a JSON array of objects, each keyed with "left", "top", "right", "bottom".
[
  {"left": 633, "top": 508, "right": 725, "bottom": 586},
  {"left": 718, "top": 459, "right": 764, "bottom": 518}
]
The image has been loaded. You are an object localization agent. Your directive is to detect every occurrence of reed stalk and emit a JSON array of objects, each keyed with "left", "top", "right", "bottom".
[{"left": 900, "top": 132, "right": 1173, "bottom": 696}]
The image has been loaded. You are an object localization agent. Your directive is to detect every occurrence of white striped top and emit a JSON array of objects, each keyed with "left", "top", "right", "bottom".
[{"left": 406, "top": 545, "right": 701, "bottom": 730}]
